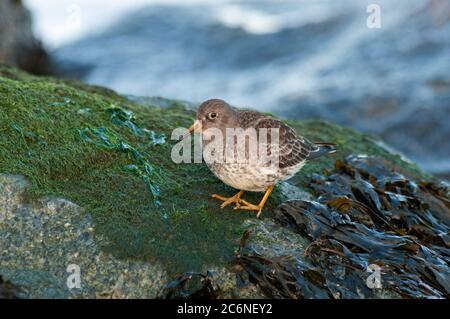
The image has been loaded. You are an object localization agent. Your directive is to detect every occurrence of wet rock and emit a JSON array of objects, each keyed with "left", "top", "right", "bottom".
[
  {"left": 278, "top": 181, "right": 313, "bottom": 202},
  {"left": 0, "top": 0, "right": 52, "bottom": 75},
  {"left": 0, "top": 174, "right": 167, "bottom": 298},
  {"left": 243, "top": 219, "right": 310, "bottom": 259}
]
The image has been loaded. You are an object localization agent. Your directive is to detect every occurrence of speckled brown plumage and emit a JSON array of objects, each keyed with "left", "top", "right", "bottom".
[{"left": 184, "top": 99, "right": 336, "bottom": 217}]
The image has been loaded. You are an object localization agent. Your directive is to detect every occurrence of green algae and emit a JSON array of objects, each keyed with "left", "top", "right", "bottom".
[
  {"left": 0, "top": 64, "right": 432, "bottom": 277},
  {"left": 0, "top": 65, "right": 252, "bottom": 275},
  {"left": 78, "top": 126, "right": 163, "bottom": 206},
  {"left": 108, "top": 105, "right": 166, "bottom": 145}
]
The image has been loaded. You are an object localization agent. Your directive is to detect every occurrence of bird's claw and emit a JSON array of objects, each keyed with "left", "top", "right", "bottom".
[
  {"left": 220, "top": 201, "right": 242, "bottom": 209},
  {"left": 212, "top": 189, "right": 269, "bottom": 218},
  {"left": 237, "top": 202, "right": 263, "bottom": 218},
  {"left": 212, "top": 191, "right": 244, "bottom": 209}
]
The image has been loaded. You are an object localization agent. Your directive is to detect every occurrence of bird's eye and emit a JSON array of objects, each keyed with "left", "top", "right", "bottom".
[{"left": 208, "top": 112, "right": 217, "bottom": 119}]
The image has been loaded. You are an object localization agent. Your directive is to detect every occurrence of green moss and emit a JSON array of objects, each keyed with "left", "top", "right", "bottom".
[
  {"left": 0, "top": 64, "right": 430, "bottom": 276},
  {"left": 0, "top": 65, "right": 256, "bottom": 275}
]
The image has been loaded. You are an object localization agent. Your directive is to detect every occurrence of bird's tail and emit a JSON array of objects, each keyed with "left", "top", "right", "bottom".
[{"left": 307, "top": 142, "right": 337, "bottom": 160}]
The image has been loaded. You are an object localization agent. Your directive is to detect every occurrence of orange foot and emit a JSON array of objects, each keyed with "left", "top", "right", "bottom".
[
  {"left": 235, "top": 185, "right": 274, "bottom": 218},
  {"left": 211, "top": 190, "right": 245, "bottom": 209}
]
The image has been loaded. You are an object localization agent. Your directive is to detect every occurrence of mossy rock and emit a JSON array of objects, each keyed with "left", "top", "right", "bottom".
[{"left": 0, "top": 64, "right": 430, "bottom": 298}]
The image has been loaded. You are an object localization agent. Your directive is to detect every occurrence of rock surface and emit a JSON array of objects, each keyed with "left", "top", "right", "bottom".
[
  {"left": 0, "top": 0, "right": 51, "bottom": 75},
  {"left": 0, "top": 174, "right": 166, "bottom": 298},
  {"left": 0, "top": 65, "right": 446, "bottom": 298}
]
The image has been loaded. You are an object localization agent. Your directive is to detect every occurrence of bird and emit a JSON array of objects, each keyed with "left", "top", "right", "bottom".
[{"left": 181, "top": 99, "right": 336, "bottom": 218}]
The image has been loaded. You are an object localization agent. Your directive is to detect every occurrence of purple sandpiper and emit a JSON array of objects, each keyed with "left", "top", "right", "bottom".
[{"left": 183, "top": 99, "right": 336, "bottom": 217}]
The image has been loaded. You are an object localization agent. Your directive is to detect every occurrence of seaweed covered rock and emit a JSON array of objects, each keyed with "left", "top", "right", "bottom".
[
  {"left": 0, "top": 65, "right": 446, "bottom": 298},
  {"left": 267, "top": 155, "right": 449, "bottom": 298},
  {"left": 0, "top": 174, "right": 166, "bottom": 298}
]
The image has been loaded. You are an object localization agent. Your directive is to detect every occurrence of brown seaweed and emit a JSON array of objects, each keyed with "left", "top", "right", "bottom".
[
  {"left": 0, "top": 276, "right": 21, "bottom": 299},
  {"left": 159, "top": 271, "right": 218, "bottom": 299},
  {"left": 234, "top": 155, "right": 449, "bottom": 299},
  {"left": 233, "top": 247, "right": 335, "bottom": 299}
]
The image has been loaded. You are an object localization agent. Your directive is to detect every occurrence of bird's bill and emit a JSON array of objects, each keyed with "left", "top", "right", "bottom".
[{"left": 180, "top": 120, "right": 202, "bottom": 140}]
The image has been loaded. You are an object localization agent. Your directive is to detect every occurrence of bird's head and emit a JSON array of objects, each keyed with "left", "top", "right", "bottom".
[{"left": 181, "top": 99, "right": 236, "bottom": 140}]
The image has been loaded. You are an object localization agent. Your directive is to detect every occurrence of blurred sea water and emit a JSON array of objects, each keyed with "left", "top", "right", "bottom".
[{"left": 26, "top": 0, "right": 450, "bottom": 178}]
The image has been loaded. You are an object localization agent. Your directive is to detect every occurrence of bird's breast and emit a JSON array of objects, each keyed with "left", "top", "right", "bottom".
[
  {"left": 202, "top": 135, "right": 305, "bottom": 191},
  {"left": 207, "top": 161, "right": 303, "bottom": 192}
]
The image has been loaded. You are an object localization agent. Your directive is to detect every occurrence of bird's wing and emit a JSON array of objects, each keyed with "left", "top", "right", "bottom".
[
  {"left": 236, "top": 110, "right": 265, "bottom": 128},
  {"left": 254, "top": 117, "right": 317, "bottom": 169}
]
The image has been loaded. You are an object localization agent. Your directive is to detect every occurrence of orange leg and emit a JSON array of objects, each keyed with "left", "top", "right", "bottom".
[
  {"left": 237, "top": 185, "right": 274, "bottom": 218},
  {"left": 212, "top": 190, "right": 245, "bottom": 209}
]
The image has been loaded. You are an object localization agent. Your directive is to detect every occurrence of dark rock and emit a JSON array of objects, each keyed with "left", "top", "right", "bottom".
[
  {"left": 0, "top": 0, "right": 52, "bottom": 75},
  {"left": 0, "top": 275, "right": 21, "bottom": 299}
]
